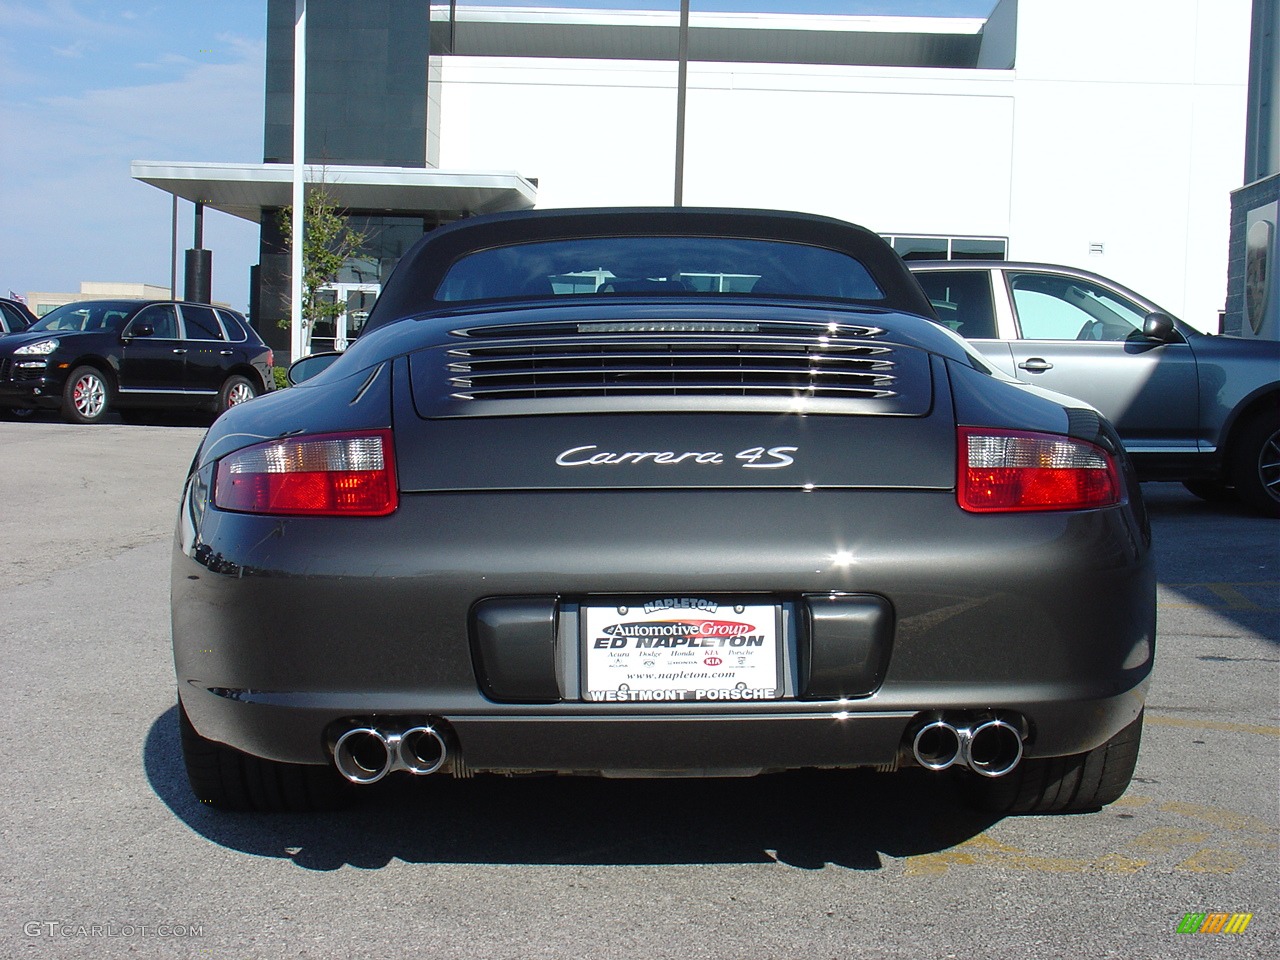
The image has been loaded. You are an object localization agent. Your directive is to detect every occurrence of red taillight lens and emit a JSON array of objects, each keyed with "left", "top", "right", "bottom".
[
  {"left": 958, "top": 427, "right": 1121, "bottom": 513},
  {"left": 214, "top": 430, "right": 397, "bottom": 517}
]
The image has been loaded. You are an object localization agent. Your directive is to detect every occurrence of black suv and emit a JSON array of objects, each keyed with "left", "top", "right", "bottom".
[{"left": 0, "top": 299, "right": 274, "bottom": 423}]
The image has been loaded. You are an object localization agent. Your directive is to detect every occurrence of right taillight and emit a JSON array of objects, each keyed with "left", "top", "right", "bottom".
[{"left": 958, "top": 427, "right": 1121, "bottom": 513}]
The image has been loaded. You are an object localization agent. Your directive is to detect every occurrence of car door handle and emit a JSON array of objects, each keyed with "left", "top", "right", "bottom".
[
  {"left": 1018, "top": 358, "right": 1053, "bottom": 372},
  {"left": 171, "top": 348, "right": 187, "bottom": 355},
  {"left": 219, "top": 350, "right": 234, "bottom": 356}
]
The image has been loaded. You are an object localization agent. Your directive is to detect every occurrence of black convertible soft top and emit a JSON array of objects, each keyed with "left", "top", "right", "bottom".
[{"left": 365, "top": 207, "right": 935, "bottom": 331}]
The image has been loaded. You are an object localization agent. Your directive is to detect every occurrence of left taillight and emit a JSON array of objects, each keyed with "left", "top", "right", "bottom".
[
  {"left": 958, "top": 427, "right": 1121, "bottom": 513},
  {"left": 214, "top": 430, "right": 397, "bottom": 517}
]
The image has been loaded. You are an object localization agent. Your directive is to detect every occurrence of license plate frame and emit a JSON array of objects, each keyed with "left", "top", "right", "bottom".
[{"left": 581, "top": 597, "right": 785, "bottom": 703}]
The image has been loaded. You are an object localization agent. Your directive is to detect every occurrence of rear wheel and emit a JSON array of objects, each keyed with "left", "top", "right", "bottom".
[
  {"left": 958, "top": 711, "right": 1143, "bottom": 814},
  {"left": 61, "top": 366, "right": 110, "bottom": 424},
  {"left": 216, "top": 375, "right": 257, "bottom": 415},
  {"left": 1229, "top": 408, "right": 1280, "bottom": 518},
  {"left": 178, "top": 701, "right": 352, "bottom": 812}
]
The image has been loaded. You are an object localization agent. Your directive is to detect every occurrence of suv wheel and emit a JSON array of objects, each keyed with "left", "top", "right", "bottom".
[
  {"left": 178, "top": 701, "right": 352, "bottom": 812},
  {"left": 62, "top": 366, "right": 110, "bottom": 424},
  {"left": 957, "top": 711, "right": 1143, "bottom": 814},
  {"left": 1229, "top": 408, "right": 1280, "bottom": 518},
  {"left": 217, "top": 375, "right": 257, "bottom": 415}
]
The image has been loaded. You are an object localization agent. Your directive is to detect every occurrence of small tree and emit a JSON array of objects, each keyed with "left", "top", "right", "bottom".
[{"left": 278, "top": 179, "right": 368, "bottom": 355}]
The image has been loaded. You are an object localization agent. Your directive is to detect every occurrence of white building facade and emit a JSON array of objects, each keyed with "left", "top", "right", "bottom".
[{"left": 433, "top": 0, "right": 1251, "bottom": 332}]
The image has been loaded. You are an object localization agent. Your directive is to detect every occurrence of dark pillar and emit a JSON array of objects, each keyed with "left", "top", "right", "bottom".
[{"left": 185, "top": 201, "right": 212, "bottom": 304}]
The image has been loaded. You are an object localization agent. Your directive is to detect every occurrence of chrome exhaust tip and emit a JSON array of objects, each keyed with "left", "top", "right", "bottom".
[
  {"left": 911, "top": 719, "right": 963, "bottom": 771},
  {"left": 963, "top": 718, "right": 1024, "bottom": 778},
  {"left": 398, "top": 725, "right": 448, "bottom": 776},
  {"left": 332, "top": 727, "right": 393, "bottom": 784}
]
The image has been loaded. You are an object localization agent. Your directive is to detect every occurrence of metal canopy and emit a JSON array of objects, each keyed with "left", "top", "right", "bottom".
[{"left": 130, "top": 161, "right": 538, "bottom": 223}]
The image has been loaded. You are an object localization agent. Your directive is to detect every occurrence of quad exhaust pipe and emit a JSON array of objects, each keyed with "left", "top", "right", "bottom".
[
  {"left": 909, "top": 715, "right": 1024, "bottom": 778},
  {"left": 331, "top": 722, "right": 449, "bottom": 784}
]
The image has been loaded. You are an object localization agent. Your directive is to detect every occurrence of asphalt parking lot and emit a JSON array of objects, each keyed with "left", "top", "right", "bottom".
[{"left": 0, "top": 418, "right": 1275, "bottom": 959}]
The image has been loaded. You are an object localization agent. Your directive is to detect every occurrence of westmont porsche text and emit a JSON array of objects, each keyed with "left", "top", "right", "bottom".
[
  {"left": 589, "top": 689, "right": 779, "bottom": 702},
  {"left": 172, "top": 208, "right": 1154, "bottom": 814}
]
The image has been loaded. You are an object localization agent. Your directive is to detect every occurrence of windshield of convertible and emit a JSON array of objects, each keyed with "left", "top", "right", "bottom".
[{"left": 435, "top": 236, "right": 886, "bottom": 303}]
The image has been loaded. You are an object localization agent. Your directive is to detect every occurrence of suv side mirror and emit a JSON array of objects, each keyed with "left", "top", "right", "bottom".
[
  {"left": 127, "top": 323, "right": 155, "bottom": 339},
  {"left": 1142, "top": 312, "right": 1176, "bottom": 343}
]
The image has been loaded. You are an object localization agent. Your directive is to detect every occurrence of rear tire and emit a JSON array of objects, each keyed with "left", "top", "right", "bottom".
[
  {"left": 216, "top": 374, "right": 257, "bottom": 415},
  {"left": 958, "top": 711, "right": 1143, "bottom": 814},
  {"left": 178, "top": 701, "right": 352, "bottom": 812},
  {"left": 1229, "top": 408, "right": 1280, "bottom": 518},
  {"left": 61, "top": 366, "right": 110, "bottom": 424}
]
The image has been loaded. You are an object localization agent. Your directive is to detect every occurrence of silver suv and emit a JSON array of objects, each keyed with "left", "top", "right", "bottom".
[{"left": 910, "top": 261, "right": 1280, "bottom": 517}]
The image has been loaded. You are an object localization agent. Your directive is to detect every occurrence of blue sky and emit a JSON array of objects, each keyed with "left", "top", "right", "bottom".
[{"left": 0, "top": 1, "right": 997, "bottom": 310}]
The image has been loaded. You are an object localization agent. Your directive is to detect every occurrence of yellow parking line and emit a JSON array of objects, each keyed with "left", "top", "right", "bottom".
[
  {"left": 1145, "top": 714, "right": 1280, "bottom": 738},
  {"left": 1157, "top": 580, "right": 1280, "bottom": 612},
  {"left": 1156, "top": 801, "right": 1277, "bottom": 835}
]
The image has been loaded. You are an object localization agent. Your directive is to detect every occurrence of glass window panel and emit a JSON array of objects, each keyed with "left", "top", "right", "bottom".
[
  {"left": 216, "top": 309, "right": 249, "bottom": 342},
  {"left": 180, "top": 304, "right": 225, "bottom": 340},
  {"left": 345, "top": 290, "right": 377, "bottom": 339},
  {"left": 950, "top": 238, "right": 1007, "bottom": 260},
  {"left": 131, "top": 304, "right": 178, "bottom": 339},
  {"left": 914, "top": 270, "right": 999, "bottom": 339},
  {"left": 1010, "top": 273, "right": 1148, "bottom": 340},
  {"left": 436, "top": 237, "right": 884, "bottom": 303},
  {"left": 892, "top": 236, "right": 948, "bottom": 261}
]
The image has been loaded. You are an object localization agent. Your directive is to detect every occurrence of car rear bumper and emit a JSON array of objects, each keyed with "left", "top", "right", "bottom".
[{"left": 173, "top": 487, "right": 1154, "bottom": 773}]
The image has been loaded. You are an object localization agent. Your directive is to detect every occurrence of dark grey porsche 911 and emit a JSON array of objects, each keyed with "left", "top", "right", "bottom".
[{"left": 171, "top": 208, "right": 1154, "bottom": 815}]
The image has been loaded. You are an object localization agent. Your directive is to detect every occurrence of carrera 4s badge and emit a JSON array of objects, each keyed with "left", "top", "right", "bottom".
[{"left": 555, "top": 445, "right": 798, "bottom": 469}]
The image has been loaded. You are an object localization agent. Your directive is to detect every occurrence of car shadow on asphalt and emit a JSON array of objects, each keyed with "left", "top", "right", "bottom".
[
  {"left": 144, "top": 706, "right": 999, "bottom": 872},
  {"left": 1140, "top": 482, "right": 1259, "bottom": 520}
]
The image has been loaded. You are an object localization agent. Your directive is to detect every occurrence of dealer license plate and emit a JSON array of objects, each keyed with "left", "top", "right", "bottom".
[{"left": 583, "top": 598, "right": 782, "bottom": 703}]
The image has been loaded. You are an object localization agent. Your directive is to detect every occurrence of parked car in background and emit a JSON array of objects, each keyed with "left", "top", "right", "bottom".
[
  {"left": 0, "top": 299, "right": 273, "bottom": 424},
  {"left": 0, "top": 297, "right": 37, "bottom": 335},
  {"left": 910, "top": 262, "right": 1280, "bottom": 517},
  {"left": 173, "top": 207, "right": 1153, "bottom": 816}
]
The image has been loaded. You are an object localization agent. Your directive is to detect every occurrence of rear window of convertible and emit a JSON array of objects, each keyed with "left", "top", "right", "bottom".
[{"left": 434, "top": 236, "right": 886, "bottom": 303}]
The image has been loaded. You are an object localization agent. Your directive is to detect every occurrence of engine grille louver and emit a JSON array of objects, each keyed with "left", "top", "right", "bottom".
[{"left": 445, "top": 336, "right": 898, "bottom": 402}]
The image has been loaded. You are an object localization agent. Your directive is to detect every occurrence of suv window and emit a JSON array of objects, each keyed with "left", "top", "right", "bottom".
[
  {"left": 1, "top": 302, "right": 29, "bottom": 332},
  {"left": 181, "top": 304, "right": 225, "bottom": 341},
  {"left": 1009, "top": 273, "right": 1149, "bottom": 341},
  {"left": 913, "top": 270, "right": 998, "bottom": 339},
  {"left": 216, "top": 309, "right": 248, "bottom": 342},
  {"left": 36, "top": 303, "right": 132, "bottom": 332},
  {"left": 128, "top": 304, "right": 179, "bottom": 339}
]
